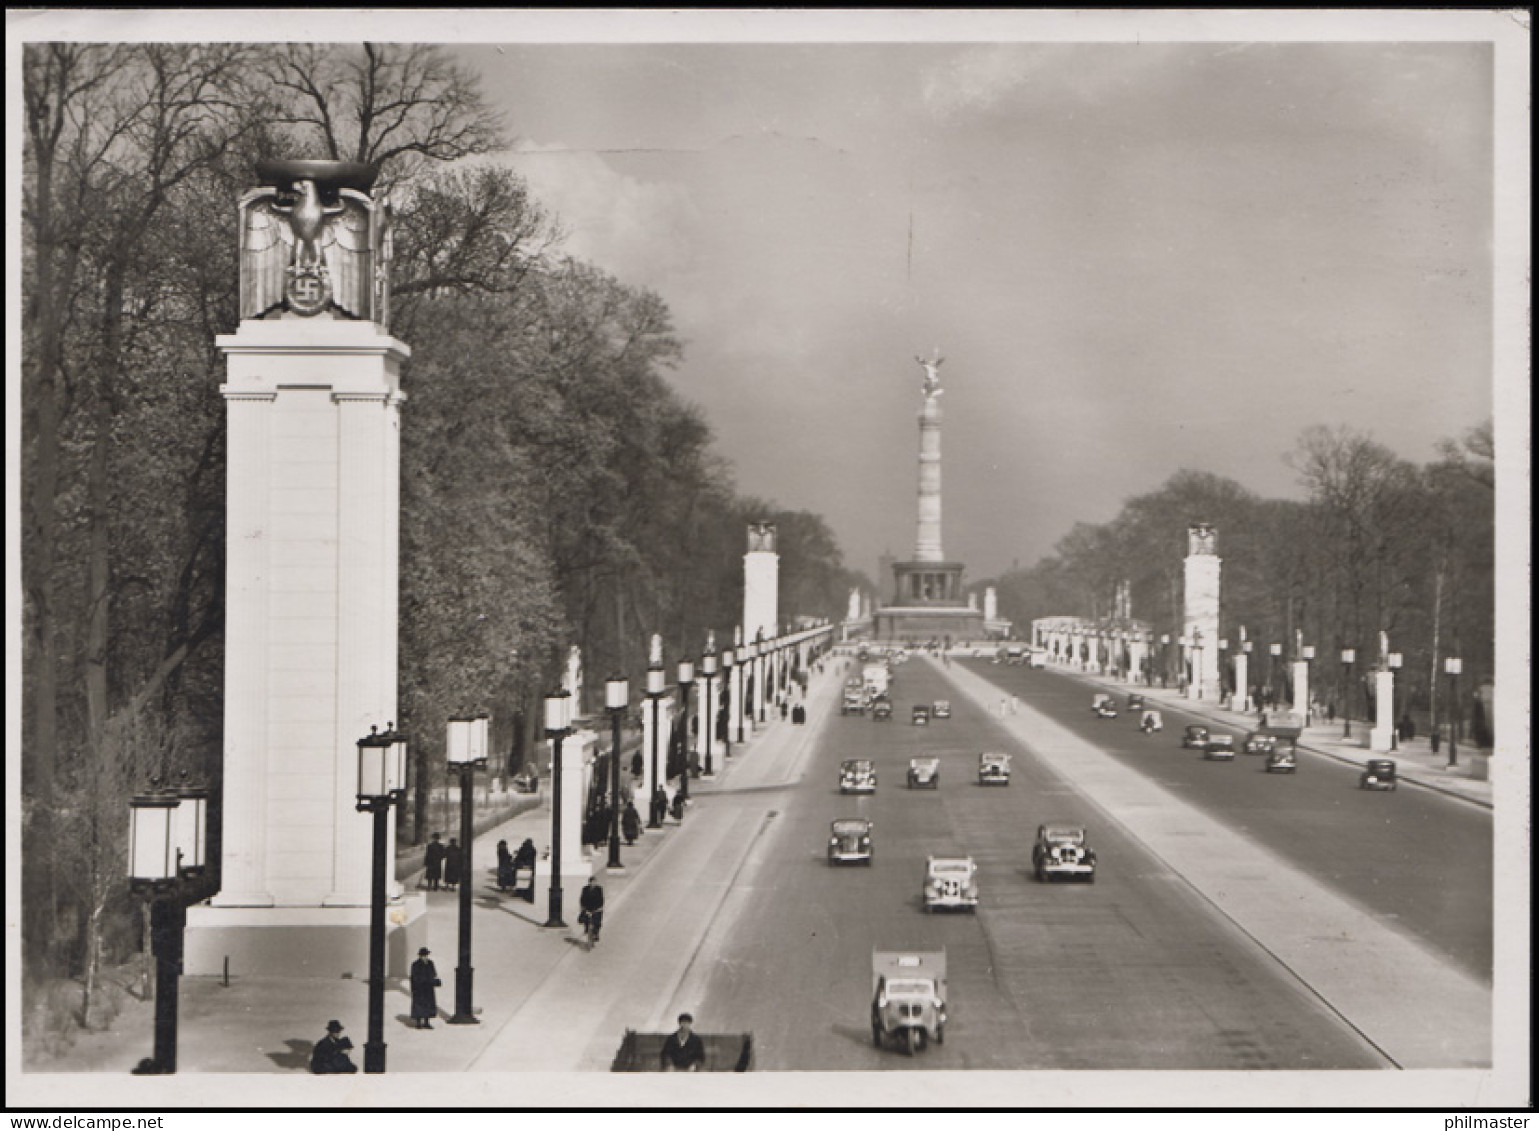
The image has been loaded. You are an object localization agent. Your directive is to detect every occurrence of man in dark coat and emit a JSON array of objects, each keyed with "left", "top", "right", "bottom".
[
  {"left": 410, "top": 947, "right": 440, "bottom": 1029},
  {"left": 424, "top": 833, "right": 446, "bottom": 891},
  {"left": 660, "top": 1012, "right": 705, "bottom": 1071},
  {"left": 621, "top": 800, "right": 641, "bottom": 845},
  {"left": 443, "top": 838, "right": 462, "bottom": 890},
  {"left": 513, "top": 838, "right": 538, "bottom": 902},
  {"left": 578, "top": 876, "right": 605, "bottom": 945},
  {"left": 310, "top": 1020, "right": 357, "bottom": 1073}
]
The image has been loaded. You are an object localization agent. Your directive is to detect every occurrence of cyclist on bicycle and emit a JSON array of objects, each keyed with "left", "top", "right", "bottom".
[{"left": 579, "top": 875, "right": 605, "bottom": 945}]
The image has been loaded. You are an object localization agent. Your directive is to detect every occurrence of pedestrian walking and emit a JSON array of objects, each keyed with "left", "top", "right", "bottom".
[
  {"left": 651, "top": 785, "right": 669, "bottom": 826},
  {"left": 410, "top": 947, "right": 440, "bottom": 1029},
  {"left": 423, "top": 832, "right": 446, "bottom": 892},
  {"left": 660, "top": 1012, "right": 706, "bottom": 1072},
  {"left": 621, "top": 800, "right": 641, "bottom": 845},
  {"left": 496, "top": 839, "right": 514, "bottom": 892},
  {"left": 578, "top": 875, "right": 605, "bottom": 946},
  {"left": 443, "top": 837, "right": 462, "bottom": 891},
  {"left": 310, "top": 1020, "right": 357, "bottom": 1074},
  {"left": 512, "top": 837, "right": 537, "bottom": 901}
]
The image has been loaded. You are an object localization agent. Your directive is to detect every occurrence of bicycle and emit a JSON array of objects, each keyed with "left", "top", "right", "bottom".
[{"left": 579, "top": 908, "right": 603, "bottom": 948}]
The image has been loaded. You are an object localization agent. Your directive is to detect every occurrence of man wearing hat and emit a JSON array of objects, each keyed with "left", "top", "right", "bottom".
[
  {"left": 410, "top": 946, "right": 441, "bottom": 1029},
  {"left": 659, "top": 1012, "right": 705, "bottom": 1071},
  {"left": 309, "top": 1020, "right": 357, "bottom": 1074}
]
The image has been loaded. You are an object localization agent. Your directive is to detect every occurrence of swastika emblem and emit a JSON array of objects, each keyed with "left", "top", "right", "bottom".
[{"left": 286, "top": 265, "right": 332, "bottom": 316}]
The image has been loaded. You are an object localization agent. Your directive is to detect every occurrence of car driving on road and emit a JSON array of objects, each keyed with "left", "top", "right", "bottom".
[
  {"left": 911, "top": 704, "right": 930, "bottom": 726},
  {"left": 1265, "top": 746, "right": 1298, "bottom": 773},
  {"left": 828, "top": 818, "right": 874, "bottom": 864},
  {"left": 978, "top": 751, "right": 1011, "bottom": 785},
  {"left": 1203, "top": 733, "right": 1237, "bottom": 760},
  {"left": 932, "top": 700, "right": 951, "bottom": 719},
  {"left": 908, "top": 756, "right": 940, "bottom": 789},
  {"left": 1181, "top": 724, "right": 1211, "bottom": 750},
  {"left": 1032, "top": 824, "right": 1097, "bottom": 883},
  {"left": 872, "top": 699, "right": 893, "bottom": 722},
  {"left": 840, "top": 759, "right": 877, "bottom": 793},
  {"left": 923, "top": 855, "right": 979, "bottom": 911}
]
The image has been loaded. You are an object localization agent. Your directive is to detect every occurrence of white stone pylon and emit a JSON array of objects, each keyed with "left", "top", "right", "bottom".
[
  {"left": 1292, "top": 660, "right": 1311, "bottom": 726},
  {"left": 1370, "top": 670, "right": 1395, "bottom": 752},
  {"left": 1235, "top": 653, "right": 1251, "bottom": 712}
]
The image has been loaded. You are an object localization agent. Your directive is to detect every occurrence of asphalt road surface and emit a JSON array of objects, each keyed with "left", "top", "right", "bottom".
[
  {"left": 958, "top": 658, "right": 1493, "bottom": 982},
  {"left": 683, "top": 659, "right": 1396, "bottom": 1071}
]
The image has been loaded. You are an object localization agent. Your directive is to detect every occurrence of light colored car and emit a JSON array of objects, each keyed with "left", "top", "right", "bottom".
[
  {"left": 923, "top": 855, "right": 979, "bottom": 911},
  {"left": 871, "top": 950, "right": 947, "bottom": 1055},
  {"left": 1243, "top": 733, "right": 1277, "bottom": 756},
  {"left": 978, "top": 751, "right": 1011, "bottom": 785},
  {"left": 932, "top": 700, "right": 951, "bottom": 719},
  {"left": 1203, "top": 733, "right": 1237, "bottom": 760},
  {"left": 1033, "top": 824, "right": 1097, "bottom": 882},
  {"left": 1265, "top": 746, "right": 1298, "bottom": 773},
  {"left": 840, "top": 759, "right": 877, "bottom": 793},
  {"left": 908, "top": 756, "right": 940, "bottom": 789},
  {"left": 828, "top": 818, "right": 874, "bottom": 864}
]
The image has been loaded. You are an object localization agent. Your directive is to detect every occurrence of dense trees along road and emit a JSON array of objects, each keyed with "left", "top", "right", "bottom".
[{"left": 673, "top": 657, "right": 1495, "bottom": 1070}]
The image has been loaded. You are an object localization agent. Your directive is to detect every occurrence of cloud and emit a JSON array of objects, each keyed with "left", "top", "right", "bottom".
[{"left": 505, "top": 143, "right": 701, "bottom": 288}]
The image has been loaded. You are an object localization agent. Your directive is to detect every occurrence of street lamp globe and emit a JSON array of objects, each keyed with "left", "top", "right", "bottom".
[
  {"left": 647, "top": 662, "right": 667, "bottom": 697},
  {"left": 172, "top": 775, "right": 208, "bottom": 878},
  {"left": 128, "top": 788, "right": 180, "bottom": 892},
  {"left": 355, "top": 727, "right": 396, "bottom": 808},
  {"left": 606, "top": 675, "right": 630, "bottom": 712},
  {"left": 544, "top": 688, "right": 572, "bottom": 736}
]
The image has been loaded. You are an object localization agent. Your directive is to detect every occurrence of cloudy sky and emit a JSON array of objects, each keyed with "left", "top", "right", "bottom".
[
  {"left": 450, "top": 19, "right": 1505, "bottom": 584},
  {"left": 9, "top": 11, "right": 1516, "bottom": 587}
]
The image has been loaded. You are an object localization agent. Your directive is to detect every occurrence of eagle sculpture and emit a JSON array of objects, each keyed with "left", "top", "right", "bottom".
[{"left": 239, "top": 161, "right": 388, "bottom": 323}]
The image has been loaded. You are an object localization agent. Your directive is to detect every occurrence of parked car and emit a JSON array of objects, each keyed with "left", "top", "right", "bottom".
[
  {"left": 828, "top": 818, "right": 874, "bottom": 864},
  {"left": 932, "top": 700, "right": 952, "bottom": 720},
  {"left": 1265, "top": 746, "right": 1298, "bottom": 773},
  {"left": 978, "top": 752, "right": 1011, "bottom": 785},
  {"left": 1203, "top": 734, "right": 1237, "bottom": 760},
  {"left": 911, "top": 705, "right": 930, "bottom": 726},
  {"left": 1360, "top": 758, "right": 1398, "bottom": 791},
  {"left": 840, "top": 759, "right": 877, "bottom": 793},
  {"left": 1181, "top": 724, "right": 1211, "bottom": 750},
  {"left": 1032, "top": 824, "right": 1097, "bottom": 883},
  {"left": 871, "top": 950, "right": 946, "bottom": 1055},
  {"left": 908, "top": 757, "right": 940, "bottom": 789},
  {"left": 872, "top": 700, "right": 893, "bottom": 722},
  {"left": 923, "top": 855, "right": 979, "bottom": 912},
  {"left": 1243, "top": 732, "right": 1277, "bottom": 756}
]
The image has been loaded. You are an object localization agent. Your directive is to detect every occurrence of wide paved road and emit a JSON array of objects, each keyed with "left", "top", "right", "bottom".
[
  {"left": 681, "top": 659, "right": 1389, "bottom": 1071},
  {"left": 959, "top": 658, "right": 1493, "bottom": 981}
]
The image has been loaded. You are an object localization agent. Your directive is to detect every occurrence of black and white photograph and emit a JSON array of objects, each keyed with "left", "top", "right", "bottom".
[{"left": 7, "top": 8, "right": 1530, "bottom": 1114}]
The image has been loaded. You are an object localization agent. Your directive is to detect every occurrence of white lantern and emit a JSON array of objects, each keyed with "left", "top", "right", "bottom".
[
  {"left": 129, "top": 790, "right": 179, "bottom": 888},
  {"left": 356, "top": 728, "right": 394, "bottom": 804},
  {"left": 544, "top": 689, "right": 572, "bottom": 735},
  {"left": 646, "top": 663, "right": 667, "bottom": 697},
  {"left": 606, "top": 675, "right": 629, "bottom": 712},
  {"left": 172, "top": 782, "right": 208, "bottom": 876}
]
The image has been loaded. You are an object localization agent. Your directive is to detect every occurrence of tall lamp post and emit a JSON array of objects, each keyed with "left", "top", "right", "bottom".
[
  {"left": 446, "top": 714, "right": 487, "bottom": 1025},
  {"left": 700, "top": 645, "right": 719, "bottom": 779},
  {"left": 646, "top": 656, "right": 667, "bottom": 829},
  {"left": 755, "top": 629, "right": 768, "bottom": 722},
  {"left": 542, "top": 691, "right": 572, "bottom": 929},
  {"left": 1387, "top": 652, "right": 1403, "bottom": 750},
  {"left": 1340, "top": 649, "right": 1356, "bottom": 739},
  {"left": 1444, "top": 656, "right": 1462, "bottom": 766},
  {"left": 605, "top": 675, "right": 629, "bottom": 870},
  {"left": 739, "top": 639, "right": 754, "bottom": 740},
  {"left": 721, "top": 647, "right": 735, "bottom": 760},
  {"left": 127, "top": 774, "right": 208, "bottom": 1075},
  {"left": 676, "top": 659, "right": 695, "bottom": 808},
  {"left": 355, "top": 724, "right": 408, "bottom": 1073}
]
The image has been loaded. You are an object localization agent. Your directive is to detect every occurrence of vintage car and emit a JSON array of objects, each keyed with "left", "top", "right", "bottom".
[
  {"left": 1091, "top": 692, "right": 1115, "bottom": 714},
  {"left": 932, "top": 699, "right": 952, "bottom": 720},
  {"left": 1203, "top": 733, "right": 1237, "bottom": 760},
  {"left": 841, "top": 689, "right": 866, "bottom": 716},
  {"left": 908, "top": 756, "right": 940, "bottom": 789},
  {"left": 1127, "top": 693, "right": 1145, "bottom": 711},
  {"left": 1138, "top": 709, "right": 1164, "bottom": 734},
  {"left": 1181, "top": 724, "right": 1211, "bottom": 750},
  {"left": 978, "top": 751, "right": 1011, "bottom": 785},
  {"left": 1243, "top": 732, "right": 1277, "bottom": 756},
  {"left": 1094, "top": 698, "right": 1119, "bottom": 719},
  {"left": 828, "top": 818, "right": 874, "bottom": 864},
  {"left": 840, "top": 759, "right": 877, "bottom": 793},
  {"left": 1032, "top": 824, "right": 1097, "bottom": 882},
  {"left": 1265, "top": 746, "right": 1298, "bottom": 773},
  {"left": 871, "top": 950, "right": 946, "bottom": 1055},
  {"left": 1360, "top": 758, "right": 1398, "bottom": 791},
  {"left": 923, "top": 855, "right": 979, "bottom": 911},
  {"left": 871, "top": 699, "right": 894, "bottom": 722},
  {"left": 912, "top": 704, "right": 931, "bottom": 726}
]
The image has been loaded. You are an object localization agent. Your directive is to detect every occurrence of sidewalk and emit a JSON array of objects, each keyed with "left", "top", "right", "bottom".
[
  {"left": 29, "top": 670, "right": 840, "bottom": 1086},
  {"left": 1034, "top": 663, "right": 1493, "bottom": 809}
]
